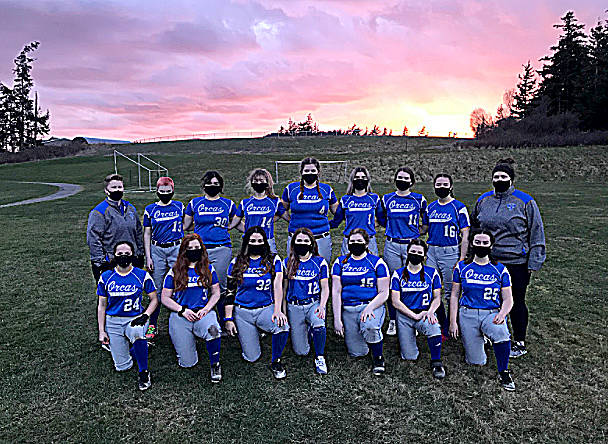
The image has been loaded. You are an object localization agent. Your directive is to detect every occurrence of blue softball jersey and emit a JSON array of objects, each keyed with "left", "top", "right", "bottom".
[
  {"left": 453, "top": 261, "right": 511, "bottom": 310},
  {"left": 97, "top": 267, "right": 156, "bottom": 317},
  {"left": 228, "top": 255, "right": 283, "bottom": 308},
  {"left": 378, "top": 192, "right": 428, "bottom": 240},
  {"left": 236, "top": 196, "right": 286, "bottom": 239},
  {"left": 283, "top": 256, "right": 329, "bottom": 303},
  {"left": 281, "top": 182, "right": 337, "bottom": 235},
  {"left": 331, "top": 254, "right": 389, "bottom": 306},
  {"left": 330, "top": 193, "right": 380, "bottom": 236},
  {"left": 163, "top": 264, "right": 219, "bottom": 311},
  {"left": 185, "top": 196, "right": 236, "bottom": 246},
  {"left": 143, "top": 200, "right": 185, "bottom": 244},
  {"left": 391, "top": 266, "right": 442, "bottom": 310},
  {"left": 426, "top": 199, "right": 470, "bottom": 247}
]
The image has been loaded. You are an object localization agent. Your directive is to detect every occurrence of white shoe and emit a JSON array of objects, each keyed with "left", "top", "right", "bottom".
[
  {"left": 101, "top": 343, "right": 111, "bottom": 352},
  {"left": 386, "top": 320, "right": 397, "bottom": 336},
  {"left": 315, "top": 356, "right": 328, "bottom": 375}
]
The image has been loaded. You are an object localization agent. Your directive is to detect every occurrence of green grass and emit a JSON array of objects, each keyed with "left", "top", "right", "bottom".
[
  {"left": 0, "top": 181, "right": 59, "bottom": 205},
  {"left": 0, "top": 139, "right": 607, "bottom": 443}
]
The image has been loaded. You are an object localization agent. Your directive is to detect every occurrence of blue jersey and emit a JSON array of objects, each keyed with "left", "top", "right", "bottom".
[
  {"left": 331, "top": 254, "right": 389, "bottom": 306},
  {"left": 283, "top": 256, "right": 329, "bottom": 303},
  {"left": 97, "top": 267, "right": 156, "bottom": 317},
  {"left": 185, "top": 196, "right": 236, "bottom": 247},
  {"left": 163, "top": 264, "right": 219, "bottom": 311},
  {"left": 330, "top": 193, "right": 380, "bottom": 236},
  {"left": 228, "top": 255, "right": 283, "bottom": 308},
  {"left": 378, "top": 192, "right": 428, "bottom": 240},
  {"left": 281, "top": 182, "right": 337, "bottom": 235},
  {"left": 391, "top": 265, "right": 442, "bottom": 310},
  {"left": 453, "top": 261, "right": 511, "bottom": 310},
  {"left": 426, "top": 199, "right": 470, "bottom": 247},
  {"left": 236, "top": 196, "right": 286, "bottom": 240},
  {"left": 143, "top": 200, "right": 185, "bottom": 243}
]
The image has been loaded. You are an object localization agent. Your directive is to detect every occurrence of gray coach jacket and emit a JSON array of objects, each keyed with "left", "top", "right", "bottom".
[
  {"left": 86, "top": 198, "right": 144, "bottom": 266},
  {"left": 472, "top": 186, "right": 546, "bottom": 271}
]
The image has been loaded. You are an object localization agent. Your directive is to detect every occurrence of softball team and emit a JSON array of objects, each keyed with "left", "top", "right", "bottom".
[{"left": 91, "top": 156, "right": 545, "bottom": 392}]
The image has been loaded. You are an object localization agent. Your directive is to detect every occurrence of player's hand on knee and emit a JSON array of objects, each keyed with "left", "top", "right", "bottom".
[
  {"left": 449, "top": 322, "right": 459, "bottom": 339},
  {"left": 99, "top": 331, "right": 110, "bottom": 344},
  {"left": 272, "top": 310, "right": 287, "bottom": 327},
  {"left": 314, "top": 305, "right": 326, "bottom": 320},
  {"left": 183, "top": 309, "right": 199, "bottom": 322},
  {"left": 225, "top": 320, "right": 238, "bottom": 336},
  {"left": 334, "top": 319, "right": 344, "bottom": 337},
  {"left": 146, "top": 256, "right": 154, "bottom": 271},
  {"left": 130, "top": 313, "right": 149, "bottom": 327},
  {"left": 360, "top": 307, "right": 376, "bottom": 322},
  {"left": 422, "top": 311, "right": 437, "bottom": 324},
  {"left": 197, "top": 308, "right": 210, "bottom": 319},
  {"left": 493, "top": 313, "right": 506, "bottom": 324}
]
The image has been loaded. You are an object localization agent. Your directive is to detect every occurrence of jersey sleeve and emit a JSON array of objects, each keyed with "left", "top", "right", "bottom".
[
  {"left": 273, "top": 255, "right": 283, "bottom": 273},
  {"left": 281, "top": 185, "right": 290, "bottom": 204},
  {"left": 329, "top": 199, "right": 345, "bottom": 229},
  {"left": 163, "top": 270, "right": 175, "bottom": 290},
  {"left": 143, "top": 207, "right": 152, "bottom": 227},
  {"left": 210, "top": 265, "right": 219, "bottom": 285},
  {"left": 458, "top": 204, "right": 471, "bottom": 229},
  {"left": 390, "top": 270, "right": 400, "bottom": 292},
  {"left": 501, "top": 267, "right": 512, "bottom": 287},
  {"left": 331, "top": 258, "right": 342, "bottom": 276},
  {"left": 328, "top": 187, "right": 338, "bottom": 205},
  {"left": 236, "top": 200, "right": 245, "bottom": 218},
  {"left": 276, "top": 200, "right": 286, "bottom": 216},
  {"left": 96, "top": 273, "right": 107, "bottom": 297},
  {"left": 227, "top": 258, "right": 236, "bottom": 277},
  {"left": 376, "top": 196, "right": 387, "bottom": 227},
  {"left": 185, "top": 199, "right": 195, "bottom": 216},
  {"left": 452, "top": 263, "right": 462, "bottom": 284},
  {"left": 320, "top": 259, "right": 329, "bottom": 280},
  {"left": 143, "top": 272, "right": 157, "bottom": 294},
  {"left": 375, "top": 259, "right": 389, "bottom": 278},
  {"left": 420, "top": 196, "right": 429, "bottom": 225},
  {"left": 432, "top": 269, "right": 442, "bottom": 291},
  {"left": 228, "top": 200, "right": 236, "bottom": 218}
]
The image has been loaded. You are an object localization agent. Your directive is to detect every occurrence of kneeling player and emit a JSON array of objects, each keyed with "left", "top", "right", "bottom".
[
  {"left": 161, "top": 233, "right": 222, "bottom": 383},
  {"left": 97, "top": 241, "right": 157, "bottom": 391}
]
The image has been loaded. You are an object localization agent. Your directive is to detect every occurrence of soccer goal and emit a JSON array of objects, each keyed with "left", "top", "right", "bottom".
[
  {"left": 113, "top": 150, "right": 168, "bottom": 192},
  {"left": 274, "top": 160, "right": 348, "bottom": 184}
]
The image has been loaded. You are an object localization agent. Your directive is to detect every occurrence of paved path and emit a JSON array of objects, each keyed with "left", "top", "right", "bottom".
[{"left": 0, "top": 182, "right": 83, "bottom": 208}]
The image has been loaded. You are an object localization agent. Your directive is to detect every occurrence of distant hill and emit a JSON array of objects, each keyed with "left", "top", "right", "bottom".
[{"left": 84, "top": 137, "right": 130, "bottom": 144}]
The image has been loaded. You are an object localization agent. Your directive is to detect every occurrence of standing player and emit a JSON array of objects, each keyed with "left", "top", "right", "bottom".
[
  {"left": 97, "top": 241, "right": 157, "bottom": 390},
  {"left": 425, "top": 173, "right": 470, "bottom": 336},
  {"left": 449, "top": 229, "right": 515, "bottom": 391},
  {"left": 471, "top": 159, "right": 546, "bottom": 358},
  {"left": 281, "top": 157, "right": 338, "bottom": 264},
  {"left": 161, "top": 233, "right": 223, "bottom": 383},
  {"left": 332, "top": 228, "right": 390, "bottom": 375},
  {"left": 390, "top": 239, "right": 445, "bottom": 379},
  {"left": 223, "top": 227, "right": 290, "bottom": 379},
  {"left": 377, "top": 166, "right": 428, "bottom": 336},
  {"left": 184, "top": 171, "right": 236, "bottom": 325},
  {"left": 229, "top": 168, "right": 289, "bottom": 254},
  {"left": 284, "top": 228, "right": 330, "bottom": 375},
  {"left": 330, "top": 166, "right": 381, "bottom": 255},
  {"left": 143, "top": 176, "right": 184, "bottom": 340}
]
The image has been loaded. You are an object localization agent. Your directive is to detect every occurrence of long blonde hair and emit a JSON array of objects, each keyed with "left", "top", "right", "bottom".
[{"left": 246, "top": 168, "right": 277, "bottom": 198}]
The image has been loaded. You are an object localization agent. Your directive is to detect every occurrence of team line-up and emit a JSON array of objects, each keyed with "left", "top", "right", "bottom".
[{"left": 87, "top": 157, "right": 546, "bottom": 392}]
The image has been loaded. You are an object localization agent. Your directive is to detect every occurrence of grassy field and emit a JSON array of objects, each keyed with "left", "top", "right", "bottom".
[
  {"left": 0, "top": 181, "right": 59, "bottom": 205},
  {"left": 0, "top": 138, "right": 606, "bottom": 443}
]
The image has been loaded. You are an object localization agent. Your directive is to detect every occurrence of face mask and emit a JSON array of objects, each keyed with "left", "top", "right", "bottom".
[
  {"left": 408, "top": 253, "right": 424, "bottom": 265},
  {"left": 107, "top": 190, "right": 123, "bottom": 201},
  {"left": 395, "top": 180, "right": 411, "bottom": 191},
  {"left": 294, "top": 243, "right": 312, "bottom": 257},
  {"left": 205, "top": 184, "right": 222, "bottom": 197},
  {"left": 302, "top": 173, "right": 318, "bottom": 185},
  {"left": 248, "top": 243, "right": 265, "bottom": 256},
  {"left": 353, "top": 178, "right": 369, "bottom": 191},
  {"left": 185, "top": 248, "right": 203, "bottom": 263},
  {"left": 251, "top": 182, "right": 268, "bottom": 193},
  {"left": 348, "top": 242, "right": 366, "bottom": 256},
  {"left": 493, "top": 180, "right": 511, "bottom": 193},
  {"left": 157, "top": 192, "right": 174, "bottom": 204},
  {"left": 115, "top": 254, "right": 132, "bottom": 268},
  {"left": 434, "top": 187, "right": 451, "bottom": 199},
  {"left": 473, "top": 245, "right": 492, "bottom": 258}
]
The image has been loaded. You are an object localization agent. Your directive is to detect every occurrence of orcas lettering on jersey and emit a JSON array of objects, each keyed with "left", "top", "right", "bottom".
[
  {"left": 107, "top": 281, "right": 139, "bottom": 296},
  {"left": 388, "top": 200, "right": 416, "bottom": 212},
  {"left": 427, "top": 209, "right": 453, "bottom": 222},
  {"left": 464, "top": 268, "right": 499, "bottom": 284}
]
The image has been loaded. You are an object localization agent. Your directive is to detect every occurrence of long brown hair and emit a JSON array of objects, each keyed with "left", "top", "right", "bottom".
[
  {"left": 172, "top": 233, "right": 213, "bottom": 292},
  {"left": 342, "top": 228, "right": 370, "bottom": 264},
  {"left": 231, "top": 226, "right": 275, "bottom": 285},
  {"left": 464, "top": 229, "right": 497, "bottom": 265},
  {"left": 299, "top": 157, "right": 323, "bottom": 199},
  {"left": 286, "top": 227, "right": 319, "bottom": 279},
  {"left": 247, "top": 168, "right": 277, "bottom": 198},
  {"left": 401, "top": 239, "right": 428, "bottom": 283}
]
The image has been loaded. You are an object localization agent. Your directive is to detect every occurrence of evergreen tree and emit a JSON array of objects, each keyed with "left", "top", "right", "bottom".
[
  {"left": 583, "top": 17, "right": 608, "bottom": 129},
  {"left": 511, "top": 61, "right": 538, "bottom": 119},
  {"left": 0, "top": 84, "right": 15, "bottom": 151}
]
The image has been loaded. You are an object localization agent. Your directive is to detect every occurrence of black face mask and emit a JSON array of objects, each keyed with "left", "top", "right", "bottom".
[
  {"left": 251, "top": 182, "right": 268, "bottom": 193},
  {"left": 493, "top": 180, "right": 511, "bottom": 193},
  {"left": 353, "top": 178, "right": 369, "bottom": 191},
  {"left": 408, "top": 253, "right": 424, "bottom": 265},
  {"left": 434, "top": 187, "right": 451, "bottom": 199},
  {"left": 157, "top": 192, "right": 174, "bottom": 204},
  {"left": 205, "top": 184, "right": 222, "bottom": 197},
  {"left": 294, "top": 243, "right": 312, "bottom": 257},
  {"left": 115, "top": 254, "right": 132, "bottom": 268},
  {"left": 185, "top": 248, "right": 203, "bottom": 263},
  {"left": 395, "top": 180, "right": 411, "bottom": 191},
  {"left": 248, "top": 243, "right": 265, "bottom": 256},
  {"left": 473, "top": 245, "right": 492, "bottom": 258},
  {"left": 348, "top": 242, "right": 367, "bottom": 256},
  {"left": 302, "top": 173, "right": 318, "bottom": 185},
  {"left": 107, "top": 190, "right": 123, "bottom": 201}
]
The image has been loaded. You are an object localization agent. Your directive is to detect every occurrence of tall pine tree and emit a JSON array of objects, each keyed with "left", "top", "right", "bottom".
[
  {"left": 511, "top": 61, "right": 538, "bottom": 119},
  {"left": 583, "top": 17, "right": 608, "bottom": 129}
]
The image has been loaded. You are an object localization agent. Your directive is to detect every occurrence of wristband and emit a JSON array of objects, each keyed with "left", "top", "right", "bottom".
[
  {"left": 223, "top": 317, "right": 234, "bottom": 323},
  {"left": 178, "top": 306, "right": 187, "bottom": 317}
]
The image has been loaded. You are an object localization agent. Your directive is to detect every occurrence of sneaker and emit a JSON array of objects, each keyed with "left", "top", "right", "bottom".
[
  {"left": 510, "top": 341, "right": 528, "bottom": 358},
  {"left": 386, "top": 320, "right": 397, "bottom": 336},
  {"left": 498, "top": 370, "right": 516, "bottom": 391},
  {"left": 372, "top": 356, "right": 385, "bottom": 376},
  {"left": 314, "top": 356, "right": 328, "bottom": 375},
  {"left": 210, "top": 363, "right": 222, "bottom": 383},
  {"left": 270, "top": 359, "right": 286, "bottom": 379},
  {"left": 431, "top": 360, "right": 446, "bottom": 380},
  {"left": 138, "top": 370, "right": 151, "bottom": 391},
  {"left": 101, "top": 343, "right": 111, "bottom": 352},
  {"left": 145, "top": 325, "right": 157, "bottom": 340},
  {"left": 483, "top": 335, "right": 492, "bottom": 346}
]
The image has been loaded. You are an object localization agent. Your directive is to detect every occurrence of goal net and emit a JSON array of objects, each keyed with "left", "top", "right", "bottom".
[
  {"left": 274, "top": 160, "right": 348, "bottom": 184},
  {"left": 113, "top": 150, "right": 168, "bottom": 192}
]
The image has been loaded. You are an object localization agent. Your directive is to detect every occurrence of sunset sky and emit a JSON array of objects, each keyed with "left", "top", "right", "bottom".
[{"left": 0, "top": 0, "right": 603, "bottom": 140}]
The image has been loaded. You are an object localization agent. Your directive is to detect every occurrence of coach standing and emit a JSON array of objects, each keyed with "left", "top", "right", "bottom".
[{"left": 472, "top": 159, "right": 546, "bottom": 359}]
